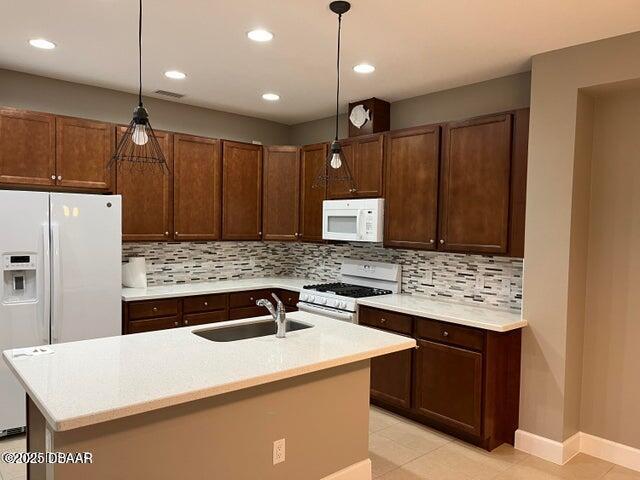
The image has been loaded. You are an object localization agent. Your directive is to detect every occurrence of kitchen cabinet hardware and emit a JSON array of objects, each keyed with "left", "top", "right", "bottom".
[
  {"left": 430, "top": 239, "right": 434, "bottom": 244},
  {"left": 184, "top": 319, "right": 189, "bottom": 325},
  {"left": 165, "top": 232, "right": 169, "bottom": 236},
  {"left": 203, "top": 302, "right": 208, "bottom": 306},
  {"left": 440, "top": 239, "right": 445, "bottom": 244},
  {"left": 380, "top": 318, "right": 387, "bottom": 323},
  {"left": 51, "top": 175, "right": 56, "bottom": 179},
  {"left": 152, "top": 307, "right": 158, "bottom": 312},
  {"left": 443, "top": 331, "right": 449, "bottom": 337},
  {"left": 173, "top": 321, "right": 179, "bottom": 327},
  {"left": 57, "top": 175, "right": 62, "bottom": 180},
  {"left": 175, "top": 231, "right": 178, "bottom": 235}
]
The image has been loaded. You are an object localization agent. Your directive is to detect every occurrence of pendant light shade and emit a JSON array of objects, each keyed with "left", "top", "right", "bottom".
[
  {"left": 109, "top": 0, "right": 167, "bottom": 172},
  {"left": 313, "top": 1, "right": 356, "bottom": 192}
]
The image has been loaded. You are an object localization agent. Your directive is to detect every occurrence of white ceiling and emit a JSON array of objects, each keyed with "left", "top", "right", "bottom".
[{"left": 1, "top": 0, "right": 640, "bottom": 125}]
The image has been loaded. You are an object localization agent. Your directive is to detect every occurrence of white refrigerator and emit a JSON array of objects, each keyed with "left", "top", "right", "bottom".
[{"left": 0, "top": 191, "right": 122, "bottom": 436}]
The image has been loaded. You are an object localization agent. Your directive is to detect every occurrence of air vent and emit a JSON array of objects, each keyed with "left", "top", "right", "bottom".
[{"left": 154, "top": 90, "right": 184, "bottom": 99}]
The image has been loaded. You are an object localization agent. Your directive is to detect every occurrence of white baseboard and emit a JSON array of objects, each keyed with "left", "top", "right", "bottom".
[
  {"left": 515, "top": 429, "right": 580, "bottom": 464},
  {"left": 515, "top": 430, "right": 640, "bottom": 472},
  {"left": 321, "top": 459, "right": 372, "bottom": 480},
  {"left": 581, "top": 433, "right": 640, "bottom": 472}
]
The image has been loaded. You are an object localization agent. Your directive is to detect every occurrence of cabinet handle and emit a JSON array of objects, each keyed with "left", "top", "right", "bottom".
[
  {"left": 440, "top": 239, "right": 445, "bottom": 244},
  {"left": 349, "top": 188, "right": 357, "bottom": 193},
  {"left": 174, "top": 321, "right": 179, "bottom": 327},
  {"left": 380, "top": 318, "right": 387, "bottom": 324},
  {"left": 415, "top": 345, "right": 420, "bottom": 350},
  {"left": 258, "top": 231, "right": 262, "bottom": 236},
  {"left": 57, "top": 175, "right": 62, "bottom": 180},
  {"left": 152, "top": 307, "right": 158, "bottom": 312},
  {"left": 165, "top": 231, "right": 169, "bottom": 236},
  {"left": 250, "top": 297, "right": 254, "bottom": 301},
  {"left": 175, "top": 231, "right": 178, "bottom": 235},
  {"left": 184, "top": 320, "right": 189, "bottom": 325},
  {"left": 443, "top": 331, "right": 449, "bottom": 337},
  {"left": 51, "top": 174, "right": 56, "bottom": 180},
  {"left": 430, "top": 239, "right": 434, "bottom": 244},
  {"left": 204, "top": 301, "right": 208, "bottom": 306}
]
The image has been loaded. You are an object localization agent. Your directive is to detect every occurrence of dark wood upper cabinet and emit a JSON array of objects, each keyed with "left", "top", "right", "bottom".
[
  {"left": 300, "top": 143, "right": 328, "bottom": 242},
  {"left": 327, "top": 133, "right": 384, "bottom": 199},
  {"left": 439, "top": 114, "right": 512, "bottom": 254},
  {"left": 173, "top": 134, "right": 221, "bottom": 241},
  {"left": 509, "top": 109, "right": 529, "bottom": 258},
  {"left": 262, "top": 146, "right": 300, "bottom": 241},
  {"left": 221, "top": 141, "right": 263, "bottom": 240},
  {"left": 413, "top": 339, "right": 483, "bottom": 437},
  {"left": 117, "top": 128, "right": 173, "bottom": 241},
  {"left": 55, "top": 116, "right": 114, "bottom": 190},
  {"left": 384, "top": 125, "right": 440, "bottom": 250},
  {"left": 0, "top": 108, "right": 55, "bottom": 186}
]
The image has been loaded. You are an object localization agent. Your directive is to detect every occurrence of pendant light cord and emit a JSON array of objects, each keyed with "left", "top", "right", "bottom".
[
  {"left": 138, "top": 0, "right": 143, "bottom": 107},
  {"left": 334, "top": 13, "right": 342, "bottom": 141}
]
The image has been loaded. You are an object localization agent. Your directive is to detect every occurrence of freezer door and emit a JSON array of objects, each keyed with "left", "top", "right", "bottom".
[
  {"left": 0, "top": 190, "right": 49, "bottom": 434},
  {"left": 50, "top": 193, "right": 122, "bottom": 343}
]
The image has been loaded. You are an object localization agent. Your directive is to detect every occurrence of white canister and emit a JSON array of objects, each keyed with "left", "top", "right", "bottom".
[{"left": 122, "top": 257, "right": 147, "bottom": 288}]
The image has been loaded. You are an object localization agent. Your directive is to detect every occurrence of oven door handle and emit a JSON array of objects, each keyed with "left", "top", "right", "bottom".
[{"left": 296, "top": 302, "right": 356, "bottom": 322}]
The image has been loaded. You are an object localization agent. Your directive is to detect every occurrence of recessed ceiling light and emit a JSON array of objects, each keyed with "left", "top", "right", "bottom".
[
  {"left": 29, "top": 38, "right": 56, "bottom": 50},
  {"left": 353, "top": 63, "right": 375, "bottom": 74},
  {"left": 164, "top": 70, "right": 186, "bottom": 80},
  {"left": 247, "top": 29, "right": 274, "bottom": 42},
  {"left": 262, "top": 93, "right": 280, "bottom": 101}
]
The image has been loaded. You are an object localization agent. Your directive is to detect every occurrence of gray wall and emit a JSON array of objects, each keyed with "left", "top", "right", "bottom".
[
  {"left": 0, "top": 68, "right": 291, "bottom": 145},
  {"left": 289, "top": 72, "right": 531, "bottom": 145}
]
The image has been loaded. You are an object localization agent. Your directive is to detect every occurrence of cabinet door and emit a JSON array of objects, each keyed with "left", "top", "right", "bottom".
[
  {"left": 174, "top": 134, "right": 221, "bottom": 240},
  {"left": 55, "top": 116, "right": 115, "bottom": 190},
  {"left": 326, "top": 141, "right": 355, "bottom": 199},
  {"left": 371, "top": 346, "right": 413, "bottom": 409},
  {"left": 413, "top": 339, "right": 483, "bottom": 437},
  {"left": 354, "top": 133, "right": 384, "bottom": 197},
  {"left": 300, "top": 143, "right": 328, "bottom": 242},
  {"left": 221, "top": 141, "right": 263, "bottom": 240},
  {"left": 116, "top": 128, "right": 173, "bottom": 241},
  {"left": 439, "top": 114, "right": 512, "bottom": 254},
  {"left": 263, "top": 146, "right": 300, "bottom": 241},
  {"left": 384, "top": 126, "right": 440, "bottom": 249},
  {"left": 0, "top": 108, "right": 55, "bottom": 186}
]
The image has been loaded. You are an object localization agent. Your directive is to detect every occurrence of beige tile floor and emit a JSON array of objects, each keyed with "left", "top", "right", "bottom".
[{"left": 1, "top": 406, "right": 638, "bottom": 480}]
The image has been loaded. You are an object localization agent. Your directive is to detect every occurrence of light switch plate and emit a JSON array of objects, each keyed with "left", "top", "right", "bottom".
[{"left": 423, "top": 270, "right": 433, "bottom": 284}]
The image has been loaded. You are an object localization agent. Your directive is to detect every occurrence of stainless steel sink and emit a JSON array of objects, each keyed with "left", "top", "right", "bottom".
[{"left": 193, "top": 320, "right": 313, "bottom": 342}]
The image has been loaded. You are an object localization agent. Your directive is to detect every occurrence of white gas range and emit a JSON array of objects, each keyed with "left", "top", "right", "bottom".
[{"left": 296, "top": 259, "right": 401, "bottom": 323}]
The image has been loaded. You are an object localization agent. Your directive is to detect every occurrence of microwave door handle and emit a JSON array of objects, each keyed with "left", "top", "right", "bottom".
[{"left": 356, "top": 210, "right": 364, "bottom": 240}]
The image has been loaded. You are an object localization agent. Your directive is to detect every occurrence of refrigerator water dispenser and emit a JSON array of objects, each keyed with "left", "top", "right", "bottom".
[{"left": 2, "top": 254, "right": 37, "bottom": 304}]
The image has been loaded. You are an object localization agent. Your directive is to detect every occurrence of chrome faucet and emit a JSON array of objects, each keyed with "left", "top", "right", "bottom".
[{"left": 256, "top": 293, "right": 287, "bottom": 338}]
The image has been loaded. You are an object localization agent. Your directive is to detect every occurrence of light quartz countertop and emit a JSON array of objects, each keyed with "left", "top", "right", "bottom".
[
  {"left": 357, "top": 295, "right": 526, "bottom": 332},
  {"left": 3, "top": 311, "right": 415, "bottom": 432},
  {"left": 121, "top": 276, "right": 312, "bottom": 302}
]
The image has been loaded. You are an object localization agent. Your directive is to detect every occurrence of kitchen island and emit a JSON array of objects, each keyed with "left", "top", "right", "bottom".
[{"left": 3, "top": 311, "right": 415, "bottom": 480}]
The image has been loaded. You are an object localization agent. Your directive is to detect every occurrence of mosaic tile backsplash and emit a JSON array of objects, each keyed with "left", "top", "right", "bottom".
[{"left": 123, "top": 241, "right": 523, "bottom": 311}]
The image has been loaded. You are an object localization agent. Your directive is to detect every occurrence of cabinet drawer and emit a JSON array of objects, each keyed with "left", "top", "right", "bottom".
[
  {"left": 128, "top": 316, "right": 180, "bottom": 334},
  {"left": 183, "top": 311, "right": 228, "bottom": 327},
  {"left": 279, "top": 290, "right": 300, "bottom": 307},
  {"left": 183, "top": 294, "right": 227, "bottom": 314},
  {"left": 229, "top": 306, "right": 270, "bottom": 320},
  {"left": 229, "top": 289, "right": 272, "bottom": 308},
  {"left": 128, "top": 299, "right": 178, "bottom": 320},
  {"left": 359, "top": 307, "right": 412, "bottom": 335},
  {"left": 416, "top": 318, "right": 484, "bottom": 351}
]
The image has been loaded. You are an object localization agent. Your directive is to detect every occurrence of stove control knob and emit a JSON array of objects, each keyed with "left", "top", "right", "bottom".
[
  {"left": 300, "top": 293, "right": 308, "bottom": 301},
  {"left": 318, "top": 298, "right": 327, "bottom": 305},
  {"left": 308, "top": 295, "right": 315, "bottom": 302},
  {"left": 340, "top": 301, "right": 347, "bottom": 309},
  {"left": 329, "top": 299, "right": 337, "bottom": 307}
]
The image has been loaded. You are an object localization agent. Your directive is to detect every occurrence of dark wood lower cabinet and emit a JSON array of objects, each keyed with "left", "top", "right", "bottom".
[
  {"left": 123, "top": 289, "right": 300, "bottom": 333},
  {"left": 370, "top": 348, "right": 412, "bottom": 409},
  {"left": 362, "top": 305, "right": 521, "bottom": 451},
  {"left": 413, "top": 339, "right": 483, "bottom": 436}
]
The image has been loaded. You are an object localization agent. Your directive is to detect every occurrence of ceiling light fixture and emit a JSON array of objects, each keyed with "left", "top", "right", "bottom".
[
  {"left": 262, "top": 93, "right": 280, "bottom": 101},
  {"left": 247, "top": 29, "right": 274, "bottom": 42},
  {"left": 164, "top": 70, "right": 186, "bottom": 80},
  {"left": 109, "top": 0, "right": 167, "bottom": 172},
  {"left": 353, "top": 63, "right": 375, "bottom": 74},
  {"left": 313, "top": 1, "right": 356, "bottom": 192},
  {"left": 29, "top": 38, "right": 56, "bottom": 50}
]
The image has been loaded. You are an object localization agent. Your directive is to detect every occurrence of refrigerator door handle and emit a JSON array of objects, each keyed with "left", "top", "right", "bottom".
[
  {"left": 51, "top": 223, "right": 62, "bottom": 344},
  {"left": 42, "top": 223, "right": 51, "bottom": 344}
]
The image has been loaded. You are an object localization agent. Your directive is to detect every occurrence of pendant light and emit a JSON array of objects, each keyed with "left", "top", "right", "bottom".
[
  {"left": 313, "top": 1, "right": 356, "bottom": 192},
  {"left": 109, "top": 0, "right": 168, "bottom": 172}
]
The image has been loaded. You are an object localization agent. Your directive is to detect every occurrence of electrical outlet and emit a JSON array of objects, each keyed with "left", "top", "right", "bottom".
[
  {"left": 273, "top": 438, "right": 285, "bottom": 465},
  {"left": 423, "top": 270, "right": 433, "bottom": 284},
  {"left": 475, "top": 274, "right": 484, "bottom": 290}
]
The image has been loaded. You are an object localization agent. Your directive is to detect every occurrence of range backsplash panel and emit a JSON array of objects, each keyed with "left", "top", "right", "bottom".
[{"left": 122, "top": 241, "right": 523, "bottom": 311}]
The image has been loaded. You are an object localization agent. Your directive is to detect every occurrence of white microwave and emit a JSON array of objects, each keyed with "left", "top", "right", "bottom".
[{"left": 322, "top": 198, "right": 384, "bottom": 242}]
